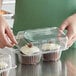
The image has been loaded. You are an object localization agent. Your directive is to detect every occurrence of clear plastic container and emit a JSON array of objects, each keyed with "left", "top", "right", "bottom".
[
  {"left": 16, "top": 31, "right": 42, "bottom": 64},
  {"left": 16, "top": 32, "right": 41, "bottom": 64},
  {"left": 0, "top": 54, "right": 16, "bottom": 76},
  {"left": 16, "top": 27, "right": 68, "bottom": 62},
  {"left": 0, "top": 10, "right": 13, "bottom": 19},
  {"left": 16, "top": 51, "right": 42, "bottom": 65},
  {"left": 42, "top": 51, "right": 62, "bottom": 61}
]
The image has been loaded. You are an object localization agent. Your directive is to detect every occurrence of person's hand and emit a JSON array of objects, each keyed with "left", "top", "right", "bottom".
[
  {"left": 0, "top": 15, "right": 17, "bottom": 48},
  {"left": 66, "top": 61, "right": 76, "bottom": 76},
  {"left": 59, "top": 14, "right": 76, "bottom": 47}
]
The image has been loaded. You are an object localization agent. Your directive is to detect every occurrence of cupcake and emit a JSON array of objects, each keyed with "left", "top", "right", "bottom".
[
  {"left": 0, "top": 61, "right": 9, "bottom": 76},
  {"left": 18, "top": 44, "right": 41, "bottom": 64},
  {"left": 41, "top": 43, "right": 61, "bottom": 61}
]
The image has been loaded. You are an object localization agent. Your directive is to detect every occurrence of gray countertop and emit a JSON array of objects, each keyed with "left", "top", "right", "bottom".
[{"left": 5, "top": 47, "right": 76, "bottom": 76}]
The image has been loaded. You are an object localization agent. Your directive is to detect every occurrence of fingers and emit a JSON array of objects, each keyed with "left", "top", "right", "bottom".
[
  {"left": 0, "top": 30, "right": 13, "bottom": 47},
  {"left": 6, "top": 26, "right": 17, "bottom": 45},
  {"left": 0, "top": 16, "right": 17, "bottom": 48},
  {"left": 67, "top": 34, "right": 76, "bottom": 47},
  {"left": 59, "top": 19, "right": 76, "bottom": 47},
  {"left": 59, "top": 19, "right": 69, "bottom": 31},
  {"left": 0, "top": 26, "right": 17, "bottom": 48}
]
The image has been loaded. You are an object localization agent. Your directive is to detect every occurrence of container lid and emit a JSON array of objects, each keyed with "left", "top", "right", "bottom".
[
  {"left": 24, "top": 27, "right": 68, "bottom": 51},
  {"left": 0, "top": 54, "right": 16, "bottom": 73},
  {"left": 16, "top": 27, "right": 68, "bottom": 54}
]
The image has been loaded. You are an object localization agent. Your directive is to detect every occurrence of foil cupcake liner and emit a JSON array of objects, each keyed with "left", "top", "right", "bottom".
[
  {"left": 18, "top": 53, "right": 42, "bottom": 65},
  {"left": 42, "top": 51, "right": 62, "bottom": 61}
]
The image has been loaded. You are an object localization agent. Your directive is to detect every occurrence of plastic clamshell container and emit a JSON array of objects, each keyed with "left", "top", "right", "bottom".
[
  {"left": 16, "top": 27, "right": 68, "bottom": 62},
  {"left": 16, "top": 32, "right": 42, "bottom": 64},
  {"left": 16, "top": 31, "right": 42, "bottom": 64},
  {"left": 0, "top": 54, "right": 17, "bottom": 75},
  {"left": 16, "top": 51, "right": 42, "bottom": 65}
]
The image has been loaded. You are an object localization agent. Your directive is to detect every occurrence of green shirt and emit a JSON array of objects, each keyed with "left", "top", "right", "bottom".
[{"left": 13, "top": 0, "right": 76, "bottom": 35}]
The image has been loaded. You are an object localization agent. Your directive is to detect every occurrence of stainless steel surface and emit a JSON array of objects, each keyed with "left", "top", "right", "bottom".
[{"left": 1, "top": 47, "right": 76, "bottom": 76}]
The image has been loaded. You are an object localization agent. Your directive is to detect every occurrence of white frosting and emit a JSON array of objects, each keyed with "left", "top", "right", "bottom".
[
  {"left": 0, "top": 62, "right": 8, "bottom": 70},
  {"left": 20, "top": 45, "right": 40, "bottom": 56},
  {"left": 42, "top": 43, "right": 60, "bottom": 51}
]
